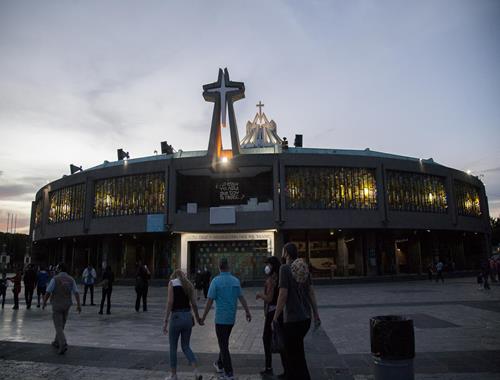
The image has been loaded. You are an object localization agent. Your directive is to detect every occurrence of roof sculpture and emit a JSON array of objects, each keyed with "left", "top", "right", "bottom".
[{"left": 240, "top": 101, "right": 282, "bottom": 148}]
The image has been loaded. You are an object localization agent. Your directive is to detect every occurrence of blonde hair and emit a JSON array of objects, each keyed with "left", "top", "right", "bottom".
[{"left": 170, "top": 269, "right": 194, "bottom": 299}]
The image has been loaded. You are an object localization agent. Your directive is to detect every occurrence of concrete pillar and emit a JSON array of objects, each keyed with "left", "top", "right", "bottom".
[
  {"left": 453, "top": 237, "right": 465, "bottom": 270},
  {"left": 366, "top": 231, "right": 378, "bottom": 276},
  {"left": 408, "top": 238, "right": 422, "bottom": 274},
  {"left": 337, "top": 236, "right": 349, "bottom": 276},
  {"left": 354, "top": 233, "right": 364, "bottom": 276}
]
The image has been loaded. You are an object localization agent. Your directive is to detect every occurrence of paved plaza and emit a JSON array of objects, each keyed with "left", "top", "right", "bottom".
[{"left": 1, "top": 277, "right": 500, "bottom": 379}]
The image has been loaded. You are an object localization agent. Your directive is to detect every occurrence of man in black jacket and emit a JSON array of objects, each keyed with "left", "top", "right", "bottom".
[{"left": 135, "top": 260, "right": 150, "bottom": 312}]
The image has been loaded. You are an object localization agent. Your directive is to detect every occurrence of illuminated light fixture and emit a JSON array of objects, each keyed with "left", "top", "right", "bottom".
[
  {"left": 70, "top": 164, "right": 83, "bottom": 175},
  {"left": 363, "top": 187, "right": 370, "bottom": 197},
  {"left": 221, "top": 156, "right": 229, "bottom": 164},
  {"left": 329, "top": 230, "right": 335, "bottom": 235},
  {"left": 161, "top": 141, "right": 175, "bottom": 155},
  {"left": 426, "top": 229, "right": 431, "bottom": 233},
  {"left": 466, "top": 170, "right": 471, "bottom": 175},
  {"left": 428, "top": 193, "right": 434, "bottom": 202},
  {"left": 117, "top": 148, "right": 130, "bottom": 161}
]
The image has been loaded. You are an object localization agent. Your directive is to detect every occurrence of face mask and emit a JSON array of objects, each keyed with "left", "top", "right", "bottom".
[{"left": 264, "top": 265, "right": 272, "bottom": 275}]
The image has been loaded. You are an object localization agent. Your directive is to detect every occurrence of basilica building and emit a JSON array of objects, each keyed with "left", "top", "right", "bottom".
[{"left": 30, "top": 69, "right": 491, "bottom": 282}]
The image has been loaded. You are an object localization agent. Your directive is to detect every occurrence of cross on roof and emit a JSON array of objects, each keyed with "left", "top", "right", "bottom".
[{"left": 256, "top": 101, "right": 264, "bottom": 117}]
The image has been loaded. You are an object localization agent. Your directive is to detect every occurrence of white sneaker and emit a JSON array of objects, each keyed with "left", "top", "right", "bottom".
[
  {"left": 213, "top": 361, "right": 223, "bottom": 373},
  {"left": 164, "top": 375, "right": 177, "bottom": 380}
]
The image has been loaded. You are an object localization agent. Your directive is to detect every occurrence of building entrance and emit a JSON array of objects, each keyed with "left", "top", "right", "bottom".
[
  {"left": 189, "top": 240, "right": 269, "bottom": 281},
  {"left": 180, "top": 231, "right": 276, "bottom": 282}
]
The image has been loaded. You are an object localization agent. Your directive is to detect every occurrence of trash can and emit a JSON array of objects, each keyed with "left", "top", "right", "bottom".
[{"left": 370, "top": 315, "right": 415, "bottom": 380}]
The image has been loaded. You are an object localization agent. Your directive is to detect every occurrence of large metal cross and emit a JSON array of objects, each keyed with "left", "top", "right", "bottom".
[
  {"left": 256, "top": 101, "right": 264, "bottom": 117},
  {"left": 204, "top": 69, "right": 242, "bottom": 128}
]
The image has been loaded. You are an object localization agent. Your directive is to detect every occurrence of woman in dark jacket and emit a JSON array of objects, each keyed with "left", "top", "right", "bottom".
[
  {"left": 99, "top": 266, "right": 114, "bottom": 315},
  {"left": 256, "top": 256, "right": 283, "bottom": 376}
]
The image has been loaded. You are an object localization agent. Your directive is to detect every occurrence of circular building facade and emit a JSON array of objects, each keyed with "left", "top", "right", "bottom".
[{"left": 30, "top": 70, "right": 491, "bottom": 281}]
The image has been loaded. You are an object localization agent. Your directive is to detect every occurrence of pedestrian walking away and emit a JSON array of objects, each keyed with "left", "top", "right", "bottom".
[
  {"left": 98, "top": 265, "right": 114, "bottom": 315},
  {"left": 163, "top": 269, "right": 203, "bottom": 380},
  {"left": 135, "top": 260, "right": 151, "bottom": 312},
  {"left": 427, "top": 262, "right": 434, "bottom": 281},
  {"left": 202, "top": 267, "right": 211, "bottom": 300},
  {"left": 201, "top": 257, "right": 252, "bottom": 380},
  {"left": 23, "top": 264, "right": 37, "bottom": 309},
  {"left": 0, "top": 272, "right": 7, "bottom": 309},
  {"left": 82, "top": 264, "right": 97, "bottom": 306},
  {"left": 435, "top": 260, "right": 444, "bottom": 283},
  {"left": 256, "top": 256, "right": 286, "bottom": 377},
  {"left": 7, "top": 270, "right": 22, "bottom": 310},
  {"left": 42, "top": 263, "right": 82, "bottom": 355},
  {"left": 273, "top": 242, "right": 321, "bottom": 380},
  {"left": 36, "top": 266, "right": 50, "bottom": 308}
]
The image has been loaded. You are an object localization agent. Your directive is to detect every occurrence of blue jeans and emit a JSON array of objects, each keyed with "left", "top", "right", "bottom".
[{"left": 169, "top": 311, "right": 197, "bottom": 368}]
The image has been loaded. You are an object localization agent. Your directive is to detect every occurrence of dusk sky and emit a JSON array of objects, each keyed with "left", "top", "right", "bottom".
[{"left": 1, "top": 0, "right": 499, "bottom": 234}]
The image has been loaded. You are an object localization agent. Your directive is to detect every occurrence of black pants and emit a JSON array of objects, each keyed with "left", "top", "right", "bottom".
[
  {"left": 135, "top": 285, "right": 148, "bottom": 311},
  {"left": 24, "top": 286, "right": 34, "bottom": 308},
  {"left": 0, "top": 288, "right": 5, "bottom": 308},
  {"left": 263, "top": 310, "right": 286, "bottom": 372},
  {"left": 83, "top": 284, "right": 94, "bottom": 305},
  {"left": 283, "top": 319, "right": 311, "bottom": 380},
  {"left": 435, "top": 271, "right": 444, "bottom": 283},
  {"left": 216, "top": 324, "right": 234, "bottom": 376},
  {"left": 37, "top": 286, "right": 47, "bottom": 306},
  {"left": 100, "top": 287, "right": 112, "bottom": 313},
  {"left": 203, "top": 285, "right": 209, "bottom": 299},
  {"left": 13, "top": 290, "right": 19, "bottom": 309}
]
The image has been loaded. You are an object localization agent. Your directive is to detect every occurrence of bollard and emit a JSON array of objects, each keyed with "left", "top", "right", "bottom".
[{"left": 370, "top": 315, "right": 415, "bottom": 380}]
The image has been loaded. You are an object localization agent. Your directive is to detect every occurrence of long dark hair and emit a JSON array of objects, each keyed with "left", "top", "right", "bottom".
[{"left": 266, "top": 256, "right": 281, "bottom": 276}]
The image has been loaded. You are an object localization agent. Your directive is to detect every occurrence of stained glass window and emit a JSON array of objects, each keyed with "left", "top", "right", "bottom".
[
  {"left": 34, "top": 198, "right": 43, "bottom": 226},
  {"left": 48, "top": 184, "right": 86, "bottom": 223},
  {"left": 386, "top": 171, "right": 447, "bottom": 213},
  {"left": 93, "top": 173, "right": 165, "bottom": 217},
  {"left": 454, "top": 180, "right": 481, "bottom": 217},
  {"left": 285, "top": 167, "right": 377, "bottom": 209}
]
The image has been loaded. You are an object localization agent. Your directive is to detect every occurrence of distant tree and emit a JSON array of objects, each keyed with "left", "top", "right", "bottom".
[{"left": 491, "top": 217, "right": 500, "bottom": 246}]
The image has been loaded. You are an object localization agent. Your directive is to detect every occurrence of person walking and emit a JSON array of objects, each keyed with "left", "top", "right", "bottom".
[
  {"left": 482, "top": 261, "right": 491, "bottom": 290},
  {"left": 200, "top": 257, "right": 252, "bottom": 380},
  {"left": 273, "top": 243, "right": 321, "bottom": 380},
  {"left": 163, "top": 269, "right": 203, "bottom": 380},
  {"left": 23, "top": 264, "right": 37, "bottom": 309},
  {"left": 427, "top": 262, "right": 434, "bottom": 281},
  {"left": 82, "top": 264, "right": 97, "bottom": 306},
  {"left": 135, "top": 260, "right": 151, "bottom": 312},
  {"left": 42, "top": 263, "right": 81, "bottom": 355},
  {"left": 0, "top": 272, "right": 7, "bottom": 309},
  {"left": 98, "top": 265, "right": 114, "bottom": 315},
  {"left": 435, "top": 260, "right": 444, "bottom": 283},
  {"left": 7, "top": 270, "right": 22, "bottom": 310},
  {"left": 256, "top": 256, "right": 285, "bottom": 377},
  {"left": 202, "top": 267, "right": 211, "bottom": 300},
  {"left": 36, "top": 266, "right": 50, "bottom": 308}
]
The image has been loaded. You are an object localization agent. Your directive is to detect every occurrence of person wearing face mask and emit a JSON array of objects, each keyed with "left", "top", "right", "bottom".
[
  {"left": 256, "top": 256, "right": 284, "bottom": 377},
  {"left": 273, "top": 242, "right": 321, "bottom": 380}
]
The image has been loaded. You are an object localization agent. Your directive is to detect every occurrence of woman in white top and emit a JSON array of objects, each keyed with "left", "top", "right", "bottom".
[{"left": 163, "top": 269, "right": 203, "bottom": 380}]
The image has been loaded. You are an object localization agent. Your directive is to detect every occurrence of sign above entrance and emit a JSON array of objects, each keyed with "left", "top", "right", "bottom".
[{"left": 203, "top": 68, "right": 245, "bottom": 163}]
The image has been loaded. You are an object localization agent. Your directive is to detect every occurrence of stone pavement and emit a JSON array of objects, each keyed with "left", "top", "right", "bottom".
[{"left": 0, "top": 277, "right": 499, "bottom": 379}]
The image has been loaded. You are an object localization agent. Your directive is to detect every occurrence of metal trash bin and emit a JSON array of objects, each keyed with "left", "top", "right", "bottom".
[{"left": 370, "top": 315, "right": 415, "bottom": 380}]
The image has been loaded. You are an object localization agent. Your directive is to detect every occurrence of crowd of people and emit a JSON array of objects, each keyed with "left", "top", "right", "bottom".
[{"left": 7, "top": 249, "right": 499, "bottom": 379}]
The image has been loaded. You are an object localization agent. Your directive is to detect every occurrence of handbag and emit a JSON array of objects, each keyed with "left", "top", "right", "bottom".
[{"left": 271, "top": 320, "right": 285, "bottom": 353}]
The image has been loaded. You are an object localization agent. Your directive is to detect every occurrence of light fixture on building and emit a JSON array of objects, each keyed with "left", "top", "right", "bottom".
[
  {"left": 70, "top": 164, "right": 83, "bottom": 175},
  {"left": 161, "top": 141, "right": 174, "bottom": 155},
  {"left": 154, "top": 150, "right": 158, "bottom": 155},
  {"left": 294, "top": 134, "right": 303, "bottom": 148},
  {"left": 282, "top": 137, "right": 289, "bottom": 150},
  {"left": 221, "top": 156, "right": 229, "bottom": 164},
  {"left": 466, "top": 170, "right": 472, "bottom": 175},
  {"left": 117, "top": 148, "right": 130, "bottom": 160}
]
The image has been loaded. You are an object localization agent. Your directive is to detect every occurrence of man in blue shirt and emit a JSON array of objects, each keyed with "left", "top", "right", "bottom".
[{"left": 201, "top": 257, "right": 251, "bottom": 380}]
